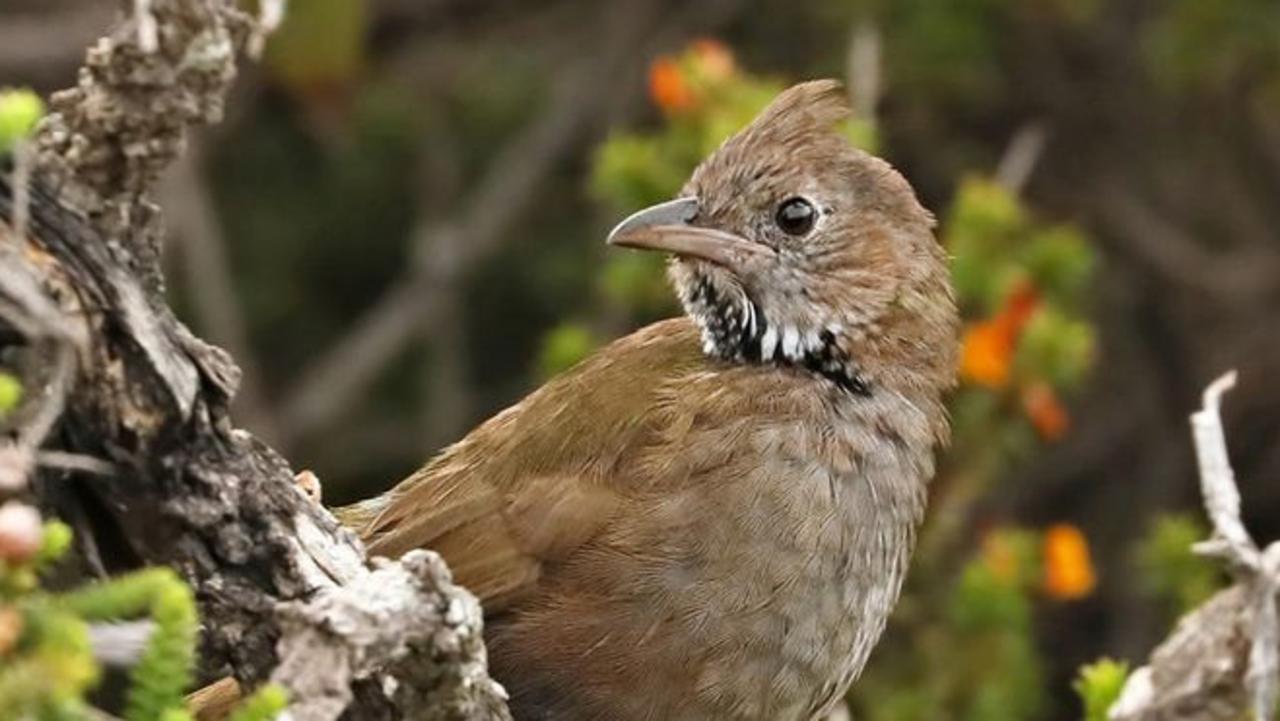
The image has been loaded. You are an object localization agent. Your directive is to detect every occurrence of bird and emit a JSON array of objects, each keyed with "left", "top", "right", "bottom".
[{"left": 194, "top": 78, "right": 957, "bottom": 721}]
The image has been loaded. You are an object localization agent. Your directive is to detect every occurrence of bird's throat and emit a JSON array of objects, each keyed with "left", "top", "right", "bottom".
[{"left": 679, "top": 270, "right": 870, "bottom": 396}]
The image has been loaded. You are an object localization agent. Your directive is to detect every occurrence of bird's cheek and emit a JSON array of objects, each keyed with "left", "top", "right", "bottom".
[{"left": 731, "top": 249, "right": 787, "bottom": 289}]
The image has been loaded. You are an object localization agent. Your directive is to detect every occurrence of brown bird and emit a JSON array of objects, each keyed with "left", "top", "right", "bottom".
[
  {"left": 339, "top": 80, "right": 957, "bottom": 720},
  {"left": 193, "top": 79, "right": 956, "bottom": 721}
]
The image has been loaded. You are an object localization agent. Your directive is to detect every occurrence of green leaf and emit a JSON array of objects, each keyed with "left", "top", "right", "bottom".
[
  {"left": 1020, "top": 225, "right": 1095, "bottom": 304},
  {"left": 1074, "top": 658, "right": 1129, "bottom": 721},
  {"left": 0, "top": 89, "right": 44, "bottom": 154},
  {"left": 537, "top": 323, "right": 597, "bottom": 379},
  {"left": 37, "top": 521, "right": 74, "bottom": 568},
  {"left": 1136, "top": 514, "right": 1224, "bottom": 614},
  {"left": 0, "top": 373, "right": 22, "bottom": 417},
  {"left": 1015, "top": 308, "right": 1096, "bottom": 389},
  {"left": 228, "top": 684, "right": 289, "bottom": 721}
]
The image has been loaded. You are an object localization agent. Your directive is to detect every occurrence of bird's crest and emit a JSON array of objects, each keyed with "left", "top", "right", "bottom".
[
  {"left": 688, "top": 79, "right": 855, "bottom": 196},
  {"left": 749, "top": 79, "right": 851, "bottom": 138},
  {"left": 727, "top": 79, "right": 851, "bottom": 157}
]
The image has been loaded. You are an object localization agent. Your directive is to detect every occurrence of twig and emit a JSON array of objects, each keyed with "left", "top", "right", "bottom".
[
  {"left": 0, "top": 242, "right": 85, "bottom": 489},
  {"left": 995, "top": 124, "right": 1048, "bottom": 196},
  {"left": 247, "top": 0, "right": 286, "bottom": 58},
  {"left": 1189, "top": 371, "right": 1257, "bottom": 570},
  {"left": 10, "top": 140, "right": 32, "bottom": 243},
  {"left": 133, "top": 0, "right": 158, "bottom": 54},
  {"left": 846, "top": 22, "right": 881, "bottom": 119},
  {"left": 36, "top": 449, "right": 117, "bottom": 476},
  {"left": 89, "top": 620, "right": 155, "bottom": 667}
]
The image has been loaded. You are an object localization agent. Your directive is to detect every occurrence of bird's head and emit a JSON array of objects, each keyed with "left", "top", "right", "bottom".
[{"left": 608, "top": 79, "right": 956, "bottom": 395}]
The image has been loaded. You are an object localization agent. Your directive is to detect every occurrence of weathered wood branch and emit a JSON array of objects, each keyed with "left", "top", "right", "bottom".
[
  {"left": 0, "top": 1, "right": 508, "bottom": 717},
  {"left": 1110, "top": 372, "right": 1280, "bottom": 721}
]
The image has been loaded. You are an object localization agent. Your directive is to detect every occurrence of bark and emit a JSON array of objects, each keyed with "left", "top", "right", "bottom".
[{"left": 0, "top": 1, "right": 508, "bottom": 717}]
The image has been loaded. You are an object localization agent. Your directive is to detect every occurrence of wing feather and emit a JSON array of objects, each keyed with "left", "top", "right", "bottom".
[{"left": 339, "top": 318, "right": 705, "bottom": 612}]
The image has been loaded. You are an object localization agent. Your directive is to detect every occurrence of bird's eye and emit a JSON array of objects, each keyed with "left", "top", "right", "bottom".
[{"left": 775, "top": 197, "right": 817, "bottom": 236}]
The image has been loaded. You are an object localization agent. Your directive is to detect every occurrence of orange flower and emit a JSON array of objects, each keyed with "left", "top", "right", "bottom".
[
  {"left": 1043, "top": 524, "right": 1096, "bottom": 600},
  {"left": 691, "top": 38, "right": 735, "bottom": 79},
  {"left": 648, "top": 57, "right": 694, "bottom": 113},
  {"left": 960, "top": 319, "right": 1014, "bottom": 388},
  {"left": 1023, "top": 382, "right": 1069, "bottom": 440},
  {"left": 958, "top": 282, "right": 1041, "bottom": 388},
  {"left": 1003, "top": 281, "right": 1039, "bottom": 332}
]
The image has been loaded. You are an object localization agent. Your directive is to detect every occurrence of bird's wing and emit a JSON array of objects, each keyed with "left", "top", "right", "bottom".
[{"left": 339, "top": 318, "right": 706, "bottom": 612}]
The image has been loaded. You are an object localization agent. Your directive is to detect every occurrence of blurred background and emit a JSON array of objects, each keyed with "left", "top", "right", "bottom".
[{"left": 4, "top": 0, "right": 1280, "bottom": 719}]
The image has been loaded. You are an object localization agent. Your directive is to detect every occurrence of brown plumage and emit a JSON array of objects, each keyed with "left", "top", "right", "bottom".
[{"left": 336, "top": 80, "right": 958, "bottom": 721}]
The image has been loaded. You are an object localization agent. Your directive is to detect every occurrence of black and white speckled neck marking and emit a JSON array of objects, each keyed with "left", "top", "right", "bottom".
[{"left": 680, "top": 272, "right": 870, "bottom": 396}]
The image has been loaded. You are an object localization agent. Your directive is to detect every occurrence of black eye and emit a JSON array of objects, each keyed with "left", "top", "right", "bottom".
[{"left": 775, "top": 197, "right": 816, "bottom": 236}]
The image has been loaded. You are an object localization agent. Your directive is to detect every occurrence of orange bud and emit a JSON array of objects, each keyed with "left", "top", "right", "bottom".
[
  {"left": 0, "top": 606, "right": 21, "bottom": 656},
  {"left": 648, "top": 57, "right": 694, "bottom": 113},
  {"left": 1001, "top": 281, "right": 1040, "bottom": 336},
  {"left": 959, "top": 320, "right": 1014, "bottom": 388},
  {"left": 1023, "top": 382, "right": 1069, "bottom": 440},
  {"left": 1043, "top": 523, "right": 1096, "bottom": 600},
  {"left": 959, "top": 282, "right": 1042, "bottom": 388},
  {"left": 691, "top": 38, "right": 735, "bottom": 79}
]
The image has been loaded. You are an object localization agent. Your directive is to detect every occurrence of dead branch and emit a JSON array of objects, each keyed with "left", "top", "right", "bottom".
[
  {"left": 0, "top": 0, "right": 508, "bottom": 717},
  {"left": 846, "top": 22, "right": 881, "bottom": 120},
  {"left": 271, "top": 550, "right": 510, "bottom": 721},
  {"left": 1110, "top": 371, "right": 1280, "bottom": 721},
  {"left": 995, "top": 124, "right": 1048, "bottom": 196}
]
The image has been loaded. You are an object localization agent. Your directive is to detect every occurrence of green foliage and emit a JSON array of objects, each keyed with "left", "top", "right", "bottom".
[
  {"left": 1074, "top": 658, "right": 1129, "bottom": 721},
  {"left": 598, "top": 251, "right": 674, "bottom": 320},
  {"left": 948, "top": 560, "right": 1032, "bottom": 632},
  {"left": 0, "top": 89, "right": 43, "bottom": 155},
  {"left": 0, "top": 516, "right": 281, "bottom": 720},
  {"left": 263, "top": 0, "right": 367, "bottom": 99},
  {"left": 1136, "top": 514, "right": 1224, "bottom": 616},
  {"left": 948, "top": 177, "right": 1095, "bottom": 455},
  {"left": 1144, "top": 0, "right": 1280, "bottom": 97},
  {"left": 1015, "top": 308, "right": 1095, "bottom": 391},
  {"left": 537, "top": 323, "right": 598, "bottom": 379},
  {"left": 0, "top": 373, "right": 21, "bottom": 419},
  {"left": 228, "top": 684, "right": 289, "bottom": 721},
  {"left": 946, "top": 178, "right": 1094, "bottom": 317}
]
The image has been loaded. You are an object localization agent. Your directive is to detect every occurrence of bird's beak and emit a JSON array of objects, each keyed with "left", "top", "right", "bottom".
[{"left": 606, "top": 197, "right": 775, "bottom": 268}]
